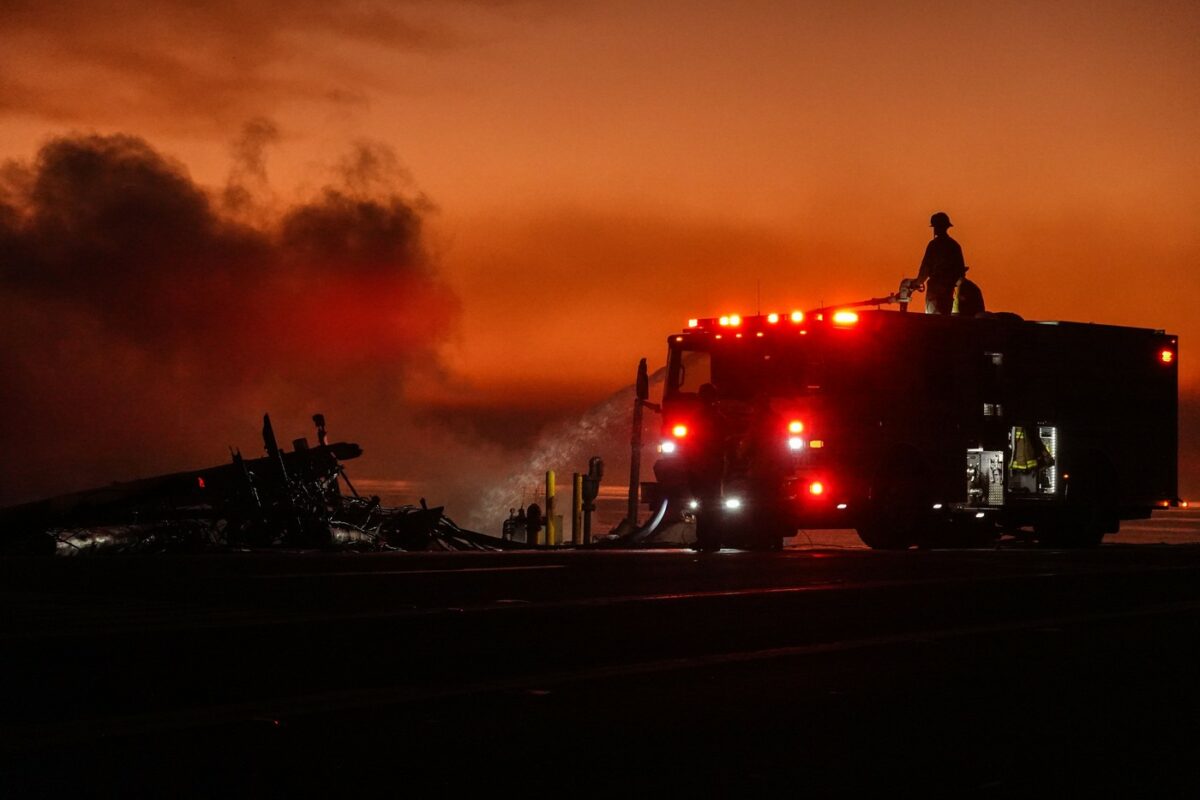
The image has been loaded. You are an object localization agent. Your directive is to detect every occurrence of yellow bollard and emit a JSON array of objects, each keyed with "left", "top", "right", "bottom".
[
  {"left": 572, "top": 473, "right": 583, "bottom": 545},
  {"left": 545, "top": 470, "right": 557, "bottom": 546}
]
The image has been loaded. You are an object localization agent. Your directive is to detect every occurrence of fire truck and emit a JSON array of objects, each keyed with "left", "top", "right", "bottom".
[{"left": 649, "top": 300, "right": 1178, "bottom": 551}]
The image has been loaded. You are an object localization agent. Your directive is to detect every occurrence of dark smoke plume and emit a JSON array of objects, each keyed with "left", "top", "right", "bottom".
[
  {"left": 0, "top": 130, "right": 458, "bottom": 504},
  {"left": 223, "top": 116, "right": 281, "bottom": 214}
]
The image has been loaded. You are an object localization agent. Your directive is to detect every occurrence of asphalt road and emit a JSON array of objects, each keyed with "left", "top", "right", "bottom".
[{"left": 4, "top": 509, "right": 1200, "bottom": 795}]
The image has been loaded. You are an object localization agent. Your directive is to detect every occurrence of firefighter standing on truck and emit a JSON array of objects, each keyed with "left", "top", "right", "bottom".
[{"left": 915, "top": 211, "right": 966, "bottom": 315}]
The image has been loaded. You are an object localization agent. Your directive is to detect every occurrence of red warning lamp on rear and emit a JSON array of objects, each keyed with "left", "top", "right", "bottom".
[
  {"left": 808, "top": 481, "right": 825, "bottom": 496},
  {"left": 671, "top": 424, "right": 689, "bottom": 438},
  {"left": 1160, "top": 349, "right": 1175, "bottom": 364},
  {"left": 832, "top": 310, "right": 859, "bottom": 326},
  {"left": 787, "top": 420, "right": 804, "bottom": 434},
  {"left": 767, "top": 313, "right": 780, "bottom": 324},
  {"left": 790, "top": 311, "right": 804, "bottom": 323}
]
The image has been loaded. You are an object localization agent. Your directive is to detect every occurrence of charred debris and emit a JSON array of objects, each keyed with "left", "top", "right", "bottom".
[{"left": 0, "top": 414, "right": 516, "bottom": 556}]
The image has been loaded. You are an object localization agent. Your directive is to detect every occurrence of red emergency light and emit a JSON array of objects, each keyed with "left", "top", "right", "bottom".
[
  {"left": 808, "top": 481, "right": 825, "bottom": 496},
  {"left": 671, "top": 424, "right": 689, "bottom": 438},
  {"left": 681, "top": 308, "right": 844, "bottom": 333}
]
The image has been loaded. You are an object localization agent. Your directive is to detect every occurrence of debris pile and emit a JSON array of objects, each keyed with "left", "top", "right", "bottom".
[{"left": 0, "top": 414, "right": 516, "bottom": 556}]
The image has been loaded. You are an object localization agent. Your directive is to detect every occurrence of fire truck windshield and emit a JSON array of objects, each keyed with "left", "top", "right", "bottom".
[{"left": 668, "top": 342, "right": 812, "bottom": 400}]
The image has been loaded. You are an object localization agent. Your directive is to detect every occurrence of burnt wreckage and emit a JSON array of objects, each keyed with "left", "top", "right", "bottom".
[{"left": 0, "top": 414, "right": 512, "bottom": 555}]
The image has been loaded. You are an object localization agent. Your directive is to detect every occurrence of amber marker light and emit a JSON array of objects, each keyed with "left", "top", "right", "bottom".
[{"left": 1161, "top": 349, "right": 1175, "bottom": 364}]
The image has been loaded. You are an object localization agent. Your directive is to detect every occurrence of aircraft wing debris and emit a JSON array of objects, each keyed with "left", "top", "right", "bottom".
[{"left": 0, "top": 413, "right": 519, "bottom": 555}]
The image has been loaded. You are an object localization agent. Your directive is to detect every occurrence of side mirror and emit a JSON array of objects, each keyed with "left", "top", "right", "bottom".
[{"left": 636, "top": 358, "right": 649, "bottom": 402}]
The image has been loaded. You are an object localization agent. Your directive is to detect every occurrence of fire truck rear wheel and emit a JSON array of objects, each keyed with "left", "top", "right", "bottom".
[{"left": 1036, "top": 457, "right": 1116, "bottom": 548}]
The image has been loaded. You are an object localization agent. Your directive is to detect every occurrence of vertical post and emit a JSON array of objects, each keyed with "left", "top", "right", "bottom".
[
  {"left": 585, "top": 456, "right": 604, "bottom": 546},
  {"left": 572, "top": 473, "right": 583, "bottom": 545},
  {"left": 627, "top": 358, "right": 648, "bottom": 529},
  {"left": 545, "top": 470, "right": 557, "bottom": 546}
]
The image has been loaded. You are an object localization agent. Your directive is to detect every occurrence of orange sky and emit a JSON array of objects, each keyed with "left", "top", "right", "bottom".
[{"left": 2, "top": 0, "right": 1199, "bottom": 501}]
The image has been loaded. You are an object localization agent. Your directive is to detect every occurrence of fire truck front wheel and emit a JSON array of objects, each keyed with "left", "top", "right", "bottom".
[
  {"left": 856, "top": 455, "right": 931, "bottom": 550},
  {"left": 747, "top": 509, "right": 790, "bottom": 551},
  {"left": 694, "top": 512, "right": 722, "bottom": 552}
]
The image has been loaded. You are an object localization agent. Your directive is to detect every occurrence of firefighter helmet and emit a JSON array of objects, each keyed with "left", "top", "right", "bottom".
[{"left": 930, "top": 211, "right": 953, "bottom": 228}]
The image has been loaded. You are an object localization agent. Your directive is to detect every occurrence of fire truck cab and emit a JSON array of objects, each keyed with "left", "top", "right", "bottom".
[{"left": 650, "top": 308, "right": 1178, "bottom": 551}]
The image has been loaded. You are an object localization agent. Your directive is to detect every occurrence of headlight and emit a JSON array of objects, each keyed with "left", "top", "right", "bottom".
[
  {"left": 724, "top": 497, "right": 742, "bottom": 510},
  {"left": 787, "top": 436, "right": 805, "bottom": 451},
  {"left": 660, "top": 440, "right": 677, "bottom": 454}
]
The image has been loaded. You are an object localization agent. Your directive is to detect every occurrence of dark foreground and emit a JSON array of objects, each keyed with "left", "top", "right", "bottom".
[{"left": 5, "top": 517, "right": 1200, "bottom": 795}]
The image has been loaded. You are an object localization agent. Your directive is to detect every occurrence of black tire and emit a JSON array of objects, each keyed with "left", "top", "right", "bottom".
[
  {"left": 856, "top": 457, "right": 931, "bottom": 550},
  {"left": 748, "top": 510, "right": 792, "bottom": 551},
  {"left": 1036, "top": 458, "right": 1116, "bottom": 549}
]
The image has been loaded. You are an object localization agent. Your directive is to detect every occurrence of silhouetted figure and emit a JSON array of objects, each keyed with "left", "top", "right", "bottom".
[
  {"left": 954, "top": 270, "right": 986, "bottom": 317},
  {"left": 915, "top": 212, "right": 966, "bottom": 315},
  {"left": 525, "top": 503, "right": 542, "bottom": 545}
]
